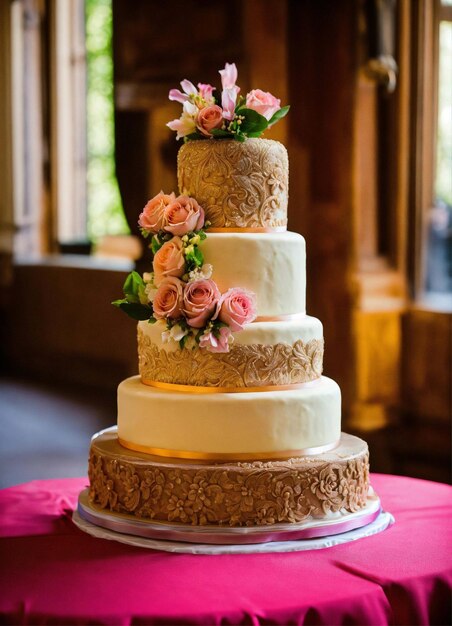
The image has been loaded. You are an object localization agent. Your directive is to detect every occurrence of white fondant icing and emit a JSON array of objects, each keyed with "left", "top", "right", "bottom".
[
  {"left": 138, "top": 315, "right": 323, "bottom": 352},
  {"left": 200, "top": 232, "right": 306, "bottom": 316},
  {"left": 117, "top": 375, "right": 341, "bottom": 456}
]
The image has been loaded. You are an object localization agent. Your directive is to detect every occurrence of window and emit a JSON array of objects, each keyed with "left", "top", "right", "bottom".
[
  {"left": 85, "top": 0, "right": 128, "bottom": 242},
  {"left": 52, "top": 0, "right": 128, "bottom": 246},
  {"left": 426, "top": 1, "right": 452, "bottom": 296}
]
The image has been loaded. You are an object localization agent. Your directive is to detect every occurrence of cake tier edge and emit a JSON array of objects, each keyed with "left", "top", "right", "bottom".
[
  {"left": 177, "top": 138, "right": 289, "bottom": 229},
  {"left": 138, "top": 315, "right": 324, "bottom": 388},
  {"left": 117, "top": 375, "right": 341, "bottom": 456},
  {"left": 88, "top": 429, "right": 370, "bottom": 527}
]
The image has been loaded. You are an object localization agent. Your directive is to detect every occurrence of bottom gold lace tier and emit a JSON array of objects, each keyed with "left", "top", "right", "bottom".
[{"left": 88, "top": 428, "right": 370, "bottom": 527}]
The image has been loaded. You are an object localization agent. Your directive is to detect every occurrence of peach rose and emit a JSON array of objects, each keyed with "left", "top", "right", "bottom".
[
  {"left": 216, "top": 288, "right": 257, "bottom": 332},
  {"left": 197, "top": 105, "right": 224, "bottom": 137},
  {"left": 152, "top": 277, "right": 184, "bottom": 320},
  {"left": 153, "top": 236, "right": 185, "bottom": 286},
  {"left": 245, "top": 89, "right": 281, "bottom": 121},
  {"left": 183, "top": 279, "right": 221, "bottom": 328},
  {"left": 199, "top": 326, "right": 232, "bottom": 353},
  {"left": 163, "top": 196, "right": 205, "bottom": 236},
  {"left": 138, "top": 191, "right": 175, "bottom": 233}
]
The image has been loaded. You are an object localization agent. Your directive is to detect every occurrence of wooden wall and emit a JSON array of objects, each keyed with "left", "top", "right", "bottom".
[{"left": 1, "top": 0, "right": 449, "bottom": 481}]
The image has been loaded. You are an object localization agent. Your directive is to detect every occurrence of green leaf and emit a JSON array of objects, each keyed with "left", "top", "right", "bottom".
[
  {"left": 147, "top": 317, "right": 157, "bottom": 324},
  {"left": 122, "top": 271, "right": 145, "bottom": 303},
  {"left": 193, "top": 246, "right": 204, "bottom": 267},
  {"left": 179, "top": 335, "right": 189, "bottom": 350},
  {"left": 112, "top": 298, "right": 127, "bottom": 307},
  {"left": 183, "top": 132, "right": 205, "bottom": 142},
  {"left": 240, "top": 108, "right": 268, "bottom": 135},
  {"left": 267, "top": 105, "right": 290, "bottom": 127},
  {"left": 116, "top": 302, "right": 153, "bottom": 321},
  {"left": 151, "top": 235, "right": 163, "bottom": 255},
  {"left": 139, "top": 227, "right": 151, "bottom": 239},
  {"left": 210, "top": 129, "right": 233, "bottom": 138}
]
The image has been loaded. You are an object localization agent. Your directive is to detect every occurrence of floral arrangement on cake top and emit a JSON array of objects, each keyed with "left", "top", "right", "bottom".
[
  {"left": 167, "top": 62, "right": 289, "bottom": 142},
  {"left": 112, "top": 192, "right": 257, "bottom": 353}
]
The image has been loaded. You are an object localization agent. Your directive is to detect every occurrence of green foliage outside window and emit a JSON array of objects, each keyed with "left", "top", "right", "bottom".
[
  {"left": 85, "top": 0, "right": 129, "bottom": 241},
  {"left": 436, "top": 22, "right": 452, "bottom": 206}
]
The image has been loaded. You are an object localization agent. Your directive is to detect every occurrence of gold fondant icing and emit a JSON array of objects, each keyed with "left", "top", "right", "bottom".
[
  {"left": 138, "top": 327, "right": 324, "bottom": 388},
  {"left": 177, "top": 138, "right": 288, "bottom": 228},
  {"left": 88, "top": 430, "right": 370, "bottom": 527}
]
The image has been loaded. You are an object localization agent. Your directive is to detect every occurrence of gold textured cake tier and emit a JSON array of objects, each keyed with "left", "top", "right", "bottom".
[
  {"left": 177, "top": 139, "right": 288, "bottom": 229},
  {"left": 89, "top": 429, "right": 369, "bottom": 527},
  {"left": 138, "top": 326, "right": 324, "bottom": 388}
]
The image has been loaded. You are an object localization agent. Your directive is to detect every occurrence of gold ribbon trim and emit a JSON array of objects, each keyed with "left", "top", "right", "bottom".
[
  {"left": 141, "top": 378, "right": 319, "bottom": 394},
  {"left": 208, "top": 226, "right": 287, "bottom": 233},
  {"left": 118, "top": 437, "right": 340, "bottom": 461}
]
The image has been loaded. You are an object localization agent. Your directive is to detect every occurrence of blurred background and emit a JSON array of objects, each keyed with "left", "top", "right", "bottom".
[{"left": 0, "top": 0, "right": 450, "bottom": 488}]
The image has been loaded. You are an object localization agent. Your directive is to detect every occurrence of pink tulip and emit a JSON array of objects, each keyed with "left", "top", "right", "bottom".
[
  {"left": 197, "top": 83, "right": 216, "bottom": 103},
  {"left": 219, "top": 62, "right": 238, "bottom": 90},
  {"left": 222, "top": 86, "right": 240, "bottom": 121}
]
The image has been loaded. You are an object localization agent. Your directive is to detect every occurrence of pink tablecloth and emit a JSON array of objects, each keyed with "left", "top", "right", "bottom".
[{"left": 0, "top": 474, "right": 451, "bottom": 626}]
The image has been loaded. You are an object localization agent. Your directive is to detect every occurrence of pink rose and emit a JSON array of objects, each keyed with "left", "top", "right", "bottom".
[
  {"left": 163, "top": 196, "right": 205, "bottom": 235},
  {"left": 199, "top": 326, "right": 232, "bottom": 353},
  {"left": 138, "top": 191, "right": 175, "bottom": 233},
  {"left": 152, "top": 277, "right": 184, "bottom": 320},
  {"left": 153, "top": 237, "right": 185, "bottom": 286},
  {"left": 216, "top": 288, "right": 257, "bottom": 332},
  {"left": 183, "top": 279, "right": 221, "bottom": 328},
  {"left": 197, "top": 105, "right": 224, "bottom": 137},
  {"left": 246, "top": 89, "right": 281, "bottom": 121}
]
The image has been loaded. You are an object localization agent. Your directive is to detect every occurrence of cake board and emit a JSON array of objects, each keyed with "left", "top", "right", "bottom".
[{"left": 74, "top": 488, "right": 394, "bottom": 553}]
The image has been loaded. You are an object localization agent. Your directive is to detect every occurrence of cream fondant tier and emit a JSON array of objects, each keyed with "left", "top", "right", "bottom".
[
  {"left": 138, "top": 316, "right": 324, "bottom": 388},
  {"left": 117, "top": 375, "right": 341, "bottom": 460},
  {"left": 89, "top": 429, "right": 369, "bottom": 526},
  {"left": 201, "top": 232, "right": 306, "bottom": 317},
  {"left": 177, "top": 138, "right": 288, "bottom": 229}
]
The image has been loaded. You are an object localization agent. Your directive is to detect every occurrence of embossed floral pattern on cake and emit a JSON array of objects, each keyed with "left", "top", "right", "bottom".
[
  {"left": 88, "top": 437, "right": 369, "bottom": 527},
  {"left": 178, "top": 139, "right": 288, "bottom": 228},
  {"left": 138, "top": 326, "right": 323, "bottom": 388}
]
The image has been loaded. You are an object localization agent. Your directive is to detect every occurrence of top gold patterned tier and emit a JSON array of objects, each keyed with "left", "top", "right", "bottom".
[{"left": 177, "top": 139, "right": 288, "bottom": 229}]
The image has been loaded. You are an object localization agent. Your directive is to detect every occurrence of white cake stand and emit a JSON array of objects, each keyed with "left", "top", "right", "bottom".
[{"left": 73, "top": 489, "right": 394, "bottom": 554}]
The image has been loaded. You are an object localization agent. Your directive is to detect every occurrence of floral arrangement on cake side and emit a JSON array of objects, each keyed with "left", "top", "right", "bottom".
[
  {"left": 113, "top": 192, "right": 257, "bottom": 353},
  {"left": 167, "top": 62, "right": 289, "bottom": 142}
]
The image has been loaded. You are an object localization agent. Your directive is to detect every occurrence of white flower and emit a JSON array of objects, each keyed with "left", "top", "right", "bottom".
[
  {"left": 143, "top": 272, "right": 154, "bottom": 283},
  {"left": 188, "top": 263, "right": 213, "bottom": 282},
  {"left": 161, "top": 324, "right": 188, "bottom": 344},
  {"left": 184, "top": 244, "right": 194, "bottom": 256},
  {"left": 145, "top": 283, "right": 158, "bottom": 302}
]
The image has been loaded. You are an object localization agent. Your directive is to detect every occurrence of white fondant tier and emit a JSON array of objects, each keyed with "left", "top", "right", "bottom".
[
  {"left": 117, "top": 375, "right": 341, "bottom": 460},
  {"left": 200, "top": 232, "right": 306, "bottom": 317},
  {"left": 138, "top": 315, "right": 323, "bottom": 351}
]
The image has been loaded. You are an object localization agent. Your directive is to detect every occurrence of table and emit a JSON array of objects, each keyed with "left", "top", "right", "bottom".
[{"left": 1, "top": 474, "right": 451, "bottom": 625}]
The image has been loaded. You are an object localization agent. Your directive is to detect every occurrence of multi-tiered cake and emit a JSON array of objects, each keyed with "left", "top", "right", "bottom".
[{"left": 86, "top": 65, "right": 374, "bottom": 538}]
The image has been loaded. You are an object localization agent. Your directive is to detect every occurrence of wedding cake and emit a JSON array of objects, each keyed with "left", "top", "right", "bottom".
[{"left": 86, "top": 64, "right": 372, "bottom": 534}]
